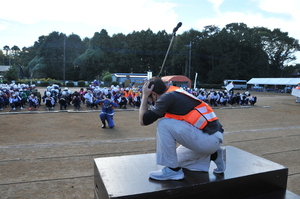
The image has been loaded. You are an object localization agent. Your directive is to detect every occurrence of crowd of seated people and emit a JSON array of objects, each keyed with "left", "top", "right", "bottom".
[
  {"left": 0, "top": 83, "right": 258, "bottom": 113},
  {"left": 0, "top": 83, "right": 143, "bottom": 112},
  {"left": 194, "top": 88, "right": 257, "bottom": 107},
  {"left": 0, "top": 83, "right": 42, "bottom": 111}
]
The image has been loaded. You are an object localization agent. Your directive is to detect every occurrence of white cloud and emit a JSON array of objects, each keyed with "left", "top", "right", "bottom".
[
  {"left": 257, "top": 0, "right": 300, "bottom": 16},
  {"left": 207, "top": 0, "right": 224, "bottom": 15},
  {"left": 0, "top": 20, "right": 10, "bottom": 31},
  {"left": 196, "top": 1, "right": 300, "bottom": 39},
  {"left": 0, "top": 0, "right": 178, "bottom": 33},
  {"left": 256, "top": 0, "right": 300, "bottom": 39},
  {"left": 195, "top": 0, "right": 300, "bottom": 64},
  {"left": 207, "top": 0, "right": 224, "bottom": 8},
  {"left": 1, "top": 0, "right": 299, "bottom": 64}
]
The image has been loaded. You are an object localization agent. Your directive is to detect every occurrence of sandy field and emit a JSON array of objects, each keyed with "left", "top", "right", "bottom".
[{"left": 0, "top": 88, "right": 299, "bottom": 198}]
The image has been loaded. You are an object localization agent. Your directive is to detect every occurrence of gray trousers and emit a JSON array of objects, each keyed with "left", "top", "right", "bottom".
[{"left": 156, "top": 118, "right": 223, "bottom": 172}]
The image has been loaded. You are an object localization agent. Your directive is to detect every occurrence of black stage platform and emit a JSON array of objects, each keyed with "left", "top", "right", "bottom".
[{"left": 94, "top": 146, "right": 300, "bottom": 199}]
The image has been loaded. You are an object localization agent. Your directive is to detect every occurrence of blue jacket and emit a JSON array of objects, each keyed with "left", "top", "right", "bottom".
[{"left": 100, "top": 99, "right": 118, "bottom": 116}]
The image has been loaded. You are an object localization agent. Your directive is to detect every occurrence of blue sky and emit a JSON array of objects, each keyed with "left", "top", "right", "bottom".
[{"left": 1, "top": 0, "right": 299, "bottom": 64}]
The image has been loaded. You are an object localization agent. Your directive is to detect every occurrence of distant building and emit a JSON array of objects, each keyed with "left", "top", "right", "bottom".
[
  {"left": 111, "top": 73, "right": 148, "bottom": 87},
  {"left": 0, "top": 65, "right": 25, "bottom": 79},
  {"left": 0, "top": 65, "right": 10, "bottom": 77}
]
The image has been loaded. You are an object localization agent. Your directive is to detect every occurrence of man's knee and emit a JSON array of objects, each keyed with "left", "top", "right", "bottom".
[{"left": 157, "top": 118, "right": 171, "bottom": 127}]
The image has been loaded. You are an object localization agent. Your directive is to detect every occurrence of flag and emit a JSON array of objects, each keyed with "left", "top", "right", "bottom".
[
  {"left": 291, "top": 88, "right": 300, "bottom": 97},
  {"left": 226, "top": 82, "right": 234, "bottom": 91}
]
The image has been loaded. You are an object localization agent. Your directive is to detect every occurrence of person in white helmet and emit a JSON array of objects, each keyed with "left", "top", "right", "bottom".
[
  {"left": 44, "top": 91, "right": 55, "bottom": 110},
  {"left": 9, "top": 92, "right": 23, "bottom": 110},
  {"left": 27, "top": 94, "right": 39, "bottom": 110},
  {"left": 58, "top": 91, "right": 68, "bottom": 110}
]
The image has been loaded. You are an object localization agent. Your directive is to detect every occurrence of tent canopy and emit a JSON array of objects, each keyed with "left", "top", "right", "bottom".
[
  {"left": 161, "top": 75, "right": 192, "bottom": 88},
  {"left": 247, "top": 78, "right": 300, "bottom": 85}
]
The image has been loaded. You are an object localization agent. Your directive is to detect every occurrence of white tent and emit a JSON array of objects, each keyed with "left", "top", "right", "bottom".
[{"left": 247, "top": 78, "right": 300, "bottom": 86}]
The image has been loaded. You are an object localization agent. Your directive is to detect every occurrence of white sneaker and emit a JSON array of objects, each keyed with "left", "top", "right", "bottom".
[
  {"left": 20, "top": 107, "right": 23, "bottom": 110},
  {"left": 13, "top": 108, "right": 16, "bottom": 110},
  {"left": 213, "top": 147, "right": 226, "bottom": 173},
  {"left": 149, "top": 167, "right": 184, "bottom": 180}
]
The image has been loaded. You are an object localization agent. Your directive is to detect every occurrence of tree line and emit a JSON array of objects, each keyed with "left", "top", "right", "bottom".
[{"left": 1, "top": 22, "right": 300, "bottom": 84}]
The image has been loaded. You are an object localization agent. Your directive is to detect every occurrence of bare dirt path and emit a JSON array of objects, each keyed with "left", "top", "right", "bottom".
[{"left": 0, "top": 89, "right": 299, "bottom": 198}]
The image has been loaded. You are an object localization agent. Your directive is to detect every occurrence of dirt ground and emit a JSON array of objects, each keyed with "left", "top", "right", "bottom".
[{"left": 0, "top": 88, "right": 300, "bottom": 199}]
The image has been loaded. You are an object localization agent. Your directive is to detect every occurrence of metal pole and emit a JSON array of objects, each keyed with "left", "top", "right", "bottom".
[
  {"left": 189, "top": 41, "right": 191, "bottom": 79},
  {"left": 158, "top": 34, "right": 175, "bottom": 77},
  {"left": 158, "top": 22, "right": 182, "bottom": 77},
  {"left": 63, "top": 35, "right": 66, "bottom": 86}
]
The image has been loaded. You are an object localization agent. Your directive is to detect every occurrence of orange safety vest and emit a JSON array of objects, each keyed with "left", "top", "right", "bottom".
[
  {"left": 164, "top": 86, "right": 218, "bottom": 130},
  {"left": 296, "top": 86, "right": 300, "bottom": 90},
  {"left": 124, "top": 90, "right": 130, "bottom": 98}
]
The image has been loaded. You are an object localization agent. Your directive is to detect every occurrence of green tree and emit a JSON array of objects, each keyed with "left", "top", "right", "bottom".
[
  {"left": 27, "top": 32, "right": 87, "bottom": 80},
  {"left": 7, "top": 45, "right": 22, "bottom": 67},
  {"left": 19, "top": 46, "right": 39, "bottom": 78},
  {"left": 28, "top": 32, "right": 65, "bottom": 79},
  {"left": 171, "top": 29, "right": 205, "bottom": 79},
  {"left": 110, "top": 33, "right": 131, "bottom": 73},
  {"left": 282, "top": 64, "right": 300, "bottom": 77},
  {"left": 210, "top": 23, "right": 269, "bottom": 81},
  {"left": 100, "top": 70, "right": 112, "bottom": 86},
  {"left": 253, "top": 27, "right": 300, "bottom": 77},
  {"left": 74, "top": 29, "right": 113, "bottom": 80},
  {"left": 11, "top": 23, "right": 300, "bottom": 85},
  {"left": 11, "top": 45, "right": 20, "bottom": 55},
  {"left": 4, "top": 66, "right": 18, "bottom": 81},
  {"left": 152, "top": 30, "right": 173, "bottom": 75},
  {"left": 3, "top": 45, "right": 10, "bottom": 65},
  {"left": 24, "top": 36, "right": 47, "bottom": 78},
  {"left": 66, "top": 33, "right": 87, "bottom": 80},
  {"left": 0, "top": 50, "right": 4, "bottom": 65},
  {"left": 3, "top": 45, "right": 10, "bottom": 55},
  {"left": 101, "top": 70, "right": 112, "bottom": 80},
  {"left": 126, "top": 29, "right": 169, "bottom": 75}
]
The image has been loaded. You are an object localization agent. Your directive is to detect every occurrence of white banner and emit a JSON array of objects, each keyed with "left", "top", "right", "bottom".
[
  {"left": 291, "top": 88, "right": 300, "bottom": 97},
  {"left": 147, "top": 71, "right": 152, "bottom": 80},
  {"left": 225, "top": 83, "right": 234, "bottom": 91}
]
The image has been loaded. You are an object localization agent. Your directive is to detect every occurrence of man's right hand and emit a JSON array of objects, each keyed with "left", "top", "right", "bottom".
[{"left": 142, "top": 81, "right": 154, "bottom": 98}]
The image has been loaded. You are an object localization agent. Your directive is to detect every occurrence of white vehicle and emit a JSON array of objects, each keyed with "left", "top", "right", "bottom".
[{"left": 223, "top": 79, "right": 247, "bottom": 90}]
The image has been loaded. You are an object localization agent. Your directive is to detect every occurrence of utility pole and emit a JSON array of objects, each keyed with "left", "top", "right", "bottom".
[
  {"left": 188, "top": 41, "right": 192, "bottom": 79},
  {"left": 63, "top": 35, "right": 66, "bottom": 86}
]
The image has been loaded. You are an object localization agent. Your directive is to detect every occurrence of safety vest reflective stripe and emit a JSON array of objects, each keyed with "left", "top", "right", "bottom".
[
  {"left": 194, "top": 114, "right": 208, "bottom": 129},
  {"left": 196, "top": 106, "right": 207, "bottom": 113},
  {"left": 164, "top": 86, "right": 218, "bottom": 129},
  {"left": 103, "top": 112, "right": 114, "bottom": 116},
  {"left": 206, "top": 111, "right": 217, "bottom": 120}
]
